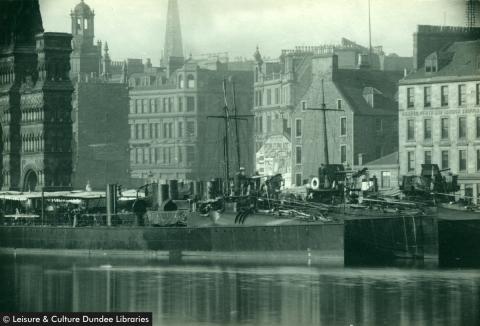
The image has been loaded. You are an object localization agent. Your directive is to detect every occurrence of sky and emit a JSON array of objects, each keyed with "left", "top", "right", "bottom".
[{"left": 39, "top": 0, "right": 467, "bottom": 64}]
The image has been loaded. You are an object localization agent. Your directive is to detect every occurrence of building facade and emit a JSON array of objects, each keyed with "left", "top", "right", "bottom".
[
  {"left": 128, "top": 0, "right": 253, "bottom": 184},
  {"left": 128, "top": 61, "right": 253, "bottom": 184},
  {"left": 0, "top": 0, "right": 74, "bottom": 191},
  {"left": 253, "top": 44, "right": 403, "bottom": 187},
  {"left": 399, "top": 39, "right": 480, "bottom": 201},
  {"left": 69, "top": 1, "right": 130, "bottom": 190}
]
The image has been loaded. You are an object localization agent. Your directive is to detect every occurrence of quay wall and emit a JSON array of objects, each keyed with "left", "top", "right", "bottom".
[
  {"left": 0, "top": 224, "right": 344, "bottom": 254},
  {"left": 438, "top": 219, "right": 480, "bottom": 267}
]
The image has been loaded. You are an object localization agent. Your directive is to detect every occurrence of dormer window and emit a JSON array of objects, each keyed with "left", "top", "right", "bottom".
[{"left": 425, "top": 54, "right": 438, "bottom": 73}]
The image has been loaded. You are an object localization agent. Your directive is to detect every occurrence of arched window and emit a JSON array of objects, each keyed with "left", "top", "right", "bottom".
[
  {"left": 187, "top": 74, "right": 195, "bottom": 88},
  {"left": 178, "top": 75, "right": 184, "bottom": 89}
]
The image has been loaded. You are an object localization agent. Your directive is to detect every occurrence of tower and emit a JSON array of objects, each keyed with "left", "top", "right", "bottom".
[
  {"left": 164, "top": 0, "right": 184, "bottom": 75},
  {"left": 70, "top": 0, "right": 101, "bottom": 77},
  {"left": 0, "top": 0, "right": 73, "bottom": 191}
]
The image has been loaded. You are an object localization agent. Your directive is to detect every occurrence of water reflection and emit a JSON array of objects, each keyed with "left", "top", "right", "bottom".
[{"left": 0, "top": 254, "right": 479, "bottom": 325}]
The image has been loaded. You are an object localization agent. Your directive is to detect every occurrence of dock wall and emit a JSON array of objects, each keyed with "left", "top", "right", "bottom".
[{"left": 0, "top": 224, "right": 344, "bottom": 254}]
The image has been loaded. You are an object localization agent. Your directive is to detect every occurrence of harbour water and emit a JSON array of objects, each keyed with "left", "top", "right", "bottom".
[{"left": 0, "top": 254, "right": 479, "bottom": 326}]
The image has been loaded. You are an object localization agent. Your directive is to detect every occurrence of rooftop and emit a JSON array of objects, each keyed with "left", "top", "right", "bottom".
[
  {"left": 364, "top": 152, "right": 399, "bottom": 166},
  {"left": 403, "top": 39, "right": 480, "bottom": 82}
]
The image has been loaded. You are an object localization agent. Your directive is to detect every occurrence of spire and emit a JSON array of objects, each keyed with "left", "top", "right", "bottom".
[{"left": 164, "top": 0, "right": 184, "bottom": 60}]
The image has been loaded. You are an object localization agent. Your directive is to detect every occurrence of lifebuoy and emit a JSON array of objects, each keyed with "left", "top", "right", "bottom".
[{"left": 311, "top": 177, "right": 320, "bottom": 190}]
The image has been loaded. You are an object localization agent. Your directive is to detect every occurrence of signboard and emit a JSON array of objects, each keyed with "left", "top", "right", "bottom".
[{"left": 255, "top": 135, "right": 292, "bottom": 187}]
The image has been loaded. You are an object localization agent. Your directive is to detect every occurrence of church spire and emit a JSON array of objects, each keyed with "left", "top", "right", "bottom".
[{"left": 164, "top": 0, "right": 184, "bottom": 60}]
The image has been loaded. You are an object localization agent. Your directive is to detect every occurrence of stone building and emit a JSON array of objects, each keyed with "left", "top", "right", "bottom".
[
  {"left": 399, "top": 39, "right": 480, "bottom": 200},
  {"left": 69, "top": 1, "right": 130, "bottom": 190},
  {"left": 253, "top": 44, "right": 403, "bottom": 187},
  {"left": 0, "top": 0, "right": 74, "bottom": 191},
  {"left": 128, "top": 0, "right": 253, "bottom": 184}
]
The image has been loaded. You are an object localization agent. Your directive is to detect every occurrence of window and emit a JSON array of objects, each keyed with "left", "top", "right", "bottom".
[
  {"left": 477, "top": 84, "right": 480, "bottom": 105},
  {"left": 163, "top": 123, "right": 173, "bottom": 139},
  {"left": 441, "top": 118, "right": 449, "bottom": 139},
  {"left": 186, "top": 146, "right": 195, "bottom": 164},
  {"left": 186, "top": 97, "right": 195, "bottom": 112},
  {"left": 168, "top": 97, "right": 173, "bottom": 112},
  {"left": 154, "top": 148, "right": 160, "bottom": 163},
  {"left": 267, "top": 115, "right": 272, "bottom": 133},
  {"left": 340, "top": 117, "right": 347, "bottom": 136},
  {"left": 407, "top": 151, "right": 415, "bottom": 172},
  {"left": 296, "top": 146, "right": 302, "bottom": 164},
  {"left": 424, "top": 151, "right": 432, "bottom": 164},
  {"left": 275, "top": 88, "right": 280, "bottom": 104},
  {"left": 340, "top": 145, "right": 347, "bottom": 164},
  {"left": 177, "top": 121, "right": 183, "bottom": 137},
  {"left": 375, "top": 118, "right": 383, "bottom": 132},
  {"left": 337, "top": 99, "right": 343, "bottom": 110},
  {"left": 458, "top": 84, "right": 466, "bottom": 106},
  {"left": 477, "top": 117, "right": 480, "bottom": 139},
  {"left": 178, "top": 97, "right": 183, "bottom": 112},
  {"left": 441, "top": 150, "right": 449, "bottom": 169},
  {"left": 301, "top": 101, "right": 307, "bottom": 111},
  {"left": 178, "top": 75, "right": 184, "bottom": 88},
  {"left": 141, "top": 124, "right": 146, "bottom": 139},
  {"left": 150, "top": 99, "right": 156, "bottom": 112},
  {"left": 295, "top": 119, "right": 302, "bottom": 137},
  {"left": 424, "top": 119, "right": 432, "bottom": 140},
  {"left": 135, "top": 125, "right": 140, "bottom": 139},
  {"left": 407, "top": 119, "right": 415, "bottom": 141},
  {"left": 477, "top": 150, "right": 480, "bottom": 171},
  {"left": 187, "top": 75, "right": 195, "bottom": 88},
  {"left": 459, "top": 149, "right": 467, "bottom": 171},
  {"left": 130, "top": 100, "right": 135, "bottom": 114},
  {"left": 295, "top": 173, "right": 302, "bottom": 187},
  {"left": 162, "top": 98, "right": 167, "bottom": 113},
  {"left": 177, "top": 147, "right": 183, "bottom": 163},
  {"left": 407, "top": 87, "right": 415, "bottom": 108},
  {"left": 143, "top": 99, "right": 148, "bottom": 113},
  {"left": 381, "top": 171, "right": 391, "bottom": 188},
  {"left": 149, "top": 124, "right": 154, "bottom": 139},
  {"left": 144, "top": 148, "right": 150, "bottom": 163},
  {"left": 186, "top": 121, "right": 195, "bottom": 136},
  {"left": 441, "top": 86, "right": 449, "bottom": 106},
  {"left": 424, "top": 86, "right": 431, "bottom": 107},
  {"left": 136, "top": 99, "right": 142, "bottom": 113},
  {"left": 258, "top": 116, "right": 263, "bottom": 133},
  {"left": 459, "top": 117, "right": 467, "bottom": 139},
  {"left": 267, "top": 89, "right": 272, "bottom": 105}
]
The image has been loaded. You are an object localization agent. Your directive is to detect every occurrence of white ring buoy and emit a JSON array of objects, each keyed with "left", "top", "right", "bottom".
[{"left": 311, "top": 177, "right": 320, "bottom": 190}]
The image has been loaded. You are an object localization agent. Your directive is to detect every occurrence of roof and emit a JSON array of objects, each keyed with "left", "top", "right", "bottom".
[
  {"left": 402, "top": 40, "right": 480, "bottom": 82},
  {"left": 334, "top": 69, "right": 403, "bottom": 116},
  {"left": 364, "top": 152, "right": 399, "bottom": 166},
  {"left": 73, "top": 0, "right": 92, "bottom": 15}
]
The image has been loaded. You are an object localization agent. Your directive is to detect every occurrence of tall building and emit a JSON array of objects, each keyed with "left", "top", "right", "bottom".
[
  {"left": 0, "top": 0, "right": 73, "bottom": 191},
  {"left": 253, "top": 44, "right": 402, "bottom": 187},
  {"left": 398, "top": 39, "right": 480, "bottom": 201},
  {"left": 128, "top": 0, "right": 253, "bottom": 184},
  {"left": 69, "top": 1, "right": 130, "bottom": 190}
]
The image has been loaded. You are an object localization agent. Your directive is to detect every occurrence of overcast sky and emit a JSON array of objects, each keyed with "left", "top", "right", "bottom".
[{"left": 39, "top": 0, "right": 467, "bottom": 64}]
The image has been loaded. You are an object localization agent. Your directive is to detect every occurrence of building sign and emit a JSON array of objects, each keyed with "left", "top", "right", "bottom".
[
  {"left": 401, "top": 107, "right": 480, "bottom": 117},
  {"left": 256, "top": 135, "right": 292, "bottom": 187}
]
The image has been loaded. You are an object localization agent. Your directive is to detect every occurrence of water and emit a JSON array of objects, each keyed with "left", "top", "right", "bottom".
[{"left": 1, "top": 254, "right": 479, "bottom": 326}]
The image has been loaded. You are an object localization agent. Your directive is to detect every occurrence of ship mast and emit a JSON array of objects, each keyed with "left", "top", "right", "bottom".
[{"left": 208, "top": 78, "right": 252, "bottom": 195}]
